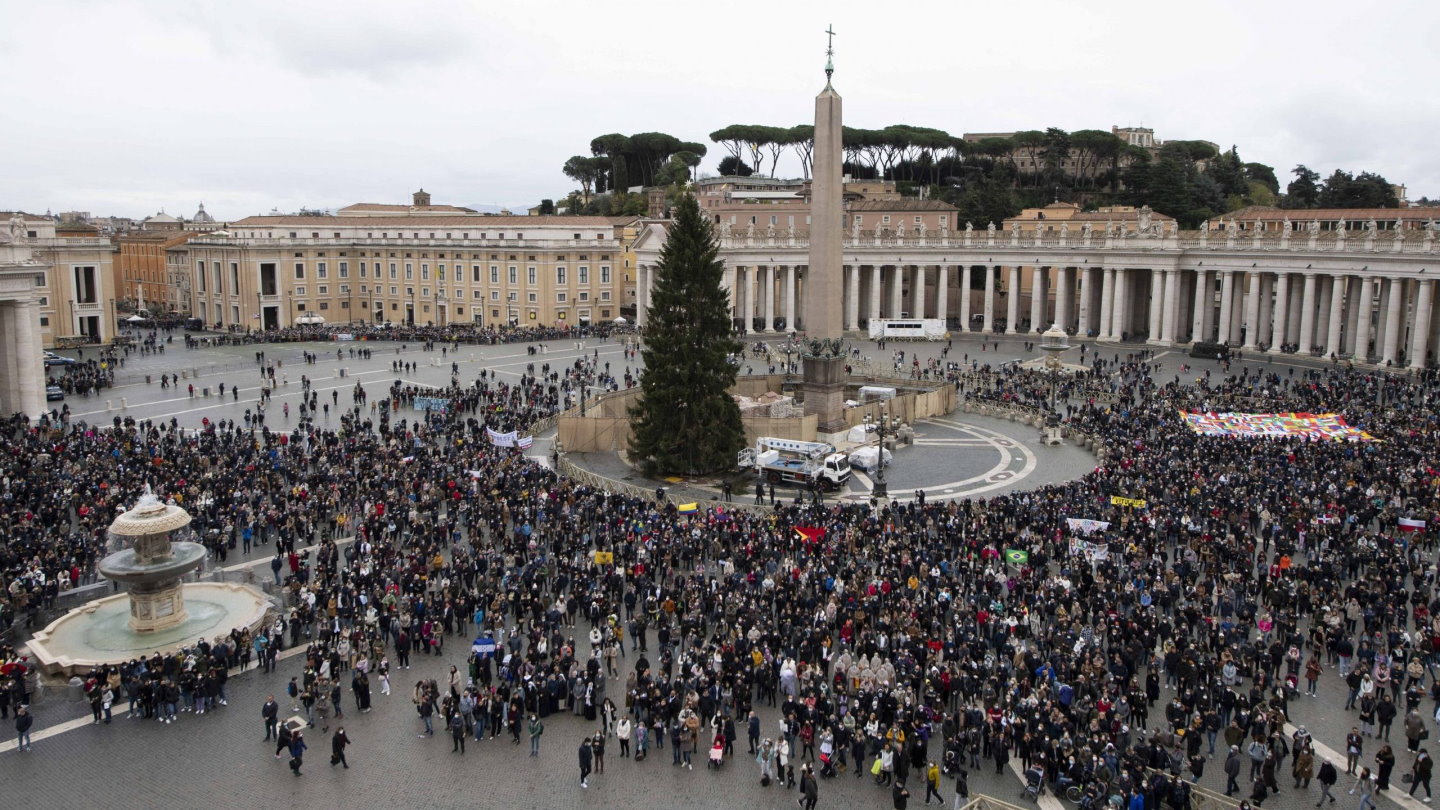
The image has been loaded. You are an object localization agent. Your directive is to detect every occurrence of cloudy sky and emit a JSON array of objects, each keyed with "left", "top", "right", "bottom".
[{"left": 2, "top": 0, "right": 1436, "bottom": 219}]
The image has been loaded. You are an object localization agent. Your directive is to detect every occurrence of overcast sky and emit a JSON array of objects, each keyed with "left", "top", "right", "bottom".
[{"left": 2, "top": 0, "right": 1436, "bottom": 220}]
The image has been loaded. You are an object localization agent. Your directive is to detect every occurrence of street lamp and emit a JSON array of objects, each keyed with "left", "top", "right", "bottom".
[
  {"left": 1039, "top": 323, "right": 1069, "bottom": 445},
  {"left": 862, "top": 405, "right": 895, "bottom": 500}
]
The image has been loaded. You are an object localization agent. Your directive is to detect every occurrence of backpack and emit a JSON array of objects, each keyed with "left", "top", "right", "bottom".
[{"left": 1248, "top": 740, "right": 1266, "bottom": 761}]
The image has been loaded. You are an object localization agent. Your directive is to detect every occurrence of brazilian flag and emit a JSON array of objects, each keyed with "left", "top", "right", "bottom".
[{"left": 1005, "top": 549, "right": 1029, "bottom": 565}]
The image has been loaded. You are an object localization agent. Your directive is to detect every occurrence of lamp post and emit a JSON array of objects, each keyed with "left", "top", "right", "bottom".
[
  {"left": 863, "top": 406, "right": 894, "bottom": 501},
  {"left": 1039, "top": 323, "right": 1069, "bottom": 445}
]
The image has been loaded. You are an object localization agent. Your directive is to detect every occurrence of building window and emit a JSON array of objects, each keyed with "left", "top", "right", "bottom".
[
  {"left": 600, "top": 266, "right": 610, "bottom": 284},
  {"left": 197, "top": 260, "right": 206, "bottom": 293},
  {"left": 318, "top": 286, "right": 328, "bottom": 295},
  {"left": 601, "top": 291, "right": 611, "bottom": 301},
  {"left": 508, "top": 266, "right": 517, "bottom": 284},
  {"left": 490, "top": 266, "right": 499, "bottom": 283},
  {"left": 389, "top": 263, "right": 397, "bottom": 279},
  {"left": 319, "top": 302, "right": 329, "bottom": 310},
  {"left": 528, "top": 293, "right": 537, "bottom": 303},
  {"left": 578, "top": 266, "right": 588, "bottom": 285},
  {"left": 294, "top": 262, "right": 305, "bottom": 279},
  {"left": 295, "top": 286, "right": 306, "bottom": 296},
  {"left": 491, "top": 291, "right": 500, "bottom": 301},
  {"left": 527, "top": 267, "right": 536, "bottom": 285},
  {"left": 39, "top": 316, "right": 48, "bottom": 327},
  {"left": 578, "top": 292, "right": 589, "bottom": 301},
  {"left": 556, "top": 267, "right": 567, "bottom": 285},
  {"left": 338, "top": 262, "right": 348, "bottom": 279},
  {"left": 317, "top": 262, "right": 328, "bottom": 279},
  {"left": 421, "top": 264, "right": 430, "bottom": 281},
  {"left": 405, "top": 263, "right": 413, "bottom": 280},
  {"left": 556, "top": 292, "right": 567, "bottom": 302}
]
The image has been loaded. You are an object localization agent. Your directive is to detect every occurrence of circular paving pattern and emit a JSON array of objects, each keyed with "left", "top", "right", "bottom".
[{"left": 838, "top": 413, "right": 1095, "bottom": 502}]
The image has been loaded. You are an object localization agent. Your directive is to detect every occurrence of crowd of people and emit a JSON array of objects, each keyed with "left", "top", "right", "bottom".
[{"left": 4, "top": 334, "right": 1440, "bottom": 810}]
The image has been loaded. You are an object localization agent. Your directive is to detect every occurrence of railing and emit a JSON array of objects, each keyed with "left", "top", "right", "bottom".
[{"left": 714, "top": 229, "right": 1440, "bottom": 256}]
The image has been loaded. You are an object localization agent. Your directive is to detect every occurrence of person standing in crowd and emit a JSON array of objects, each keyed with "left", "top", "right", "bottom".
[
  {"left": 14, "top": 706, "right": 33, "bottom": 752},
  {"left": 262, "top": 695, "right": 278, "bottom": 742}
]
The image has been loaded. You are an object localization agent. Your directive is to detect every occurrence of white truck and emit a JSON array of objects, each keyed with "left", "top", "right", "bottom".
[{"left": 738, "top": 437, "right": 852, "bottom": 490}]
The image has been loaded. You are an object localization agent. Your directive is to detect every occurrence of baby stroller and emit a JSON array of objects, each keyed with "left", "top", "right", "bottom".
[
  {"left": 818, "top": 751, "right": 836, "bottom": 778},
  {"left": 708, "top": 739, "right": 725, "bottom": 770},
  {"left": 1022, "top": 766, "right": 1045, "bottom": 802}
]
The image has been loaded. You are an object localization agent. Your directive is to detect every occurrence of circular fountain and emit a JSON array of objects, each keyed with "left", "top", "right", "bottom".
[
  {"left": 26, "top": 487, "right": 271, "bottom": 675},
  {"left": 99, "top": 488, "right": 208, "bottom": 632}
]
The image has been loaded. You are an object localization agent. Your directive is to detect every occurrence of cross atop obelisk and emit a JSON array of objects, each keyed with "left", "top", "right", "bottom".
[{"left": 824, "top": 24, "right": 836, "bottom": 82}]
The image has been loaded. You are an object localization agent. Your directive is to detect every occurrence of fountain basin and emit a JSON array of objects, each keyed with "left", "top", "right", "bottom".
[
  {"left": 97, "top": 541, "right": 208, "bottom": 584},
  {"left": 26, "top": 582, "right": 271, "bottom": 676}
]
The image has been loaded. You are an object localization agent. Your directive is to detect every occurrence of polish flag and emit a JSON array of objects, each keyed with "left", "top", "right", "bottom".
[{"left": 1399, "top": 517, "right": 1427, "bottom": 532}]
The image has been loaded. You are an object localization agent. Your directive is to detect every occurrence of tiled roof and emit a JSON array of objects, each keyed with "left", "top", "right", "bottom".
[
  {"left": 228, "top": 215, "right": 623, "bottom": 227},
  {"left": 848, "top": 199, "right": 958, "bottom": 212},
  {"left": 338, "top": 203, "right": 478, "bottom": 213}
]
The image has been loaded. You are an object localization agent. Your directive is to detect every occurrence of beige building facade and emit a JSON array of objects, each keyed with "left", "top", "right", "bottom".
[
  {"left": 2, "top": 213, "right": 117, "bottom": 347},
  {"left": 180, "top": 214, "right": 639, "bottom": 330}
]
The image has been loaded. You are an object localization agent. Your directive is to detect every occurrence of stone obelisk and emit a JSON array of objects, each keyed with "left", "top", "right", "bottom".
[
  {"left": 800, "top": 27, "right": 849, "bottom": 435},
  {"left": 803, "top": 30, "right": 843, "bottom": 340}
]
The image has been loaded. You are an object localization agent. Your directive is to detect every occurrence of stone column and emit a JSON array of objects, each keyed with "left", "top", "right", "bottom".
[
  {"left": 785, "top": 266, "right": 797, "bottom": 333},
  {"left": 1216, "top": 271, "right": 1235, "bottom": 344},
  {"left": 723, "top": 264, "right": 737, "bottom": 321},
  {"left": 745, "top": 267, "right": 757, "bottom": 332},
  {"left": 1382, "top": 278, "right": 1404, "bottom": 365},
  {"left": 1146, "top": 269, "right": 1164, "bottom": 343},
  {"left": 1191, "top": 270, "right": 1210, "bottom": 343},
  {"left": 1267, "top": 273, "right": 1289, "bottom": 352},
  {"left": 909, "top": 266, "right": 925, "bottom": 318},
  {"left": 1410, "top": 279, "right": 1433, "bottom": 369},
  {"left": 1353, "top": 276, "right": 1373, "bottom": 361},
  {"left": 1029, "top": 267, "right": 1045, "bottom": 333},
  {"left": 1077, "top": 268, "right": 1093, "bottom": 337},
  {"left": 1112, "top": 269, "right": 1129, "bottom": 340},
  {"left": 1296, "top": 273, "right": 1318, "bottom": 354},
  {"left": 13, "top": 301, "right": 43, "bottom": 419},
  {"left": 0, "top": 305, "right": 16, "bottom": 415},
  {"left": 957, "top": 266, "right": 971, "bottom": 331},
  {"left": 1006, "top": 267, "right": 1021, "bottom": 334},
  {"left": 934, "top": 265, "right": 948, "bottom": 326},
  {"left": 1325, "top": 276, "right": 1346, "bottom": 358},
  {"left": 1160, "top": 268, "right": 1179, "bottom": 344},
  {"left": 983, "top": 266, "right": 996, "bottom": 333},
  {"left": 845, "top": 265, "right": 860, "bottom": 331},
  {"left": 1314, "top": 277, "right": 1333, "bottom": 351},
  {"left": 1343, "top": 277, "right": 1362, "bottom": 355},
  {"left": 1230, "top": 280, "right": 1247, "bottom": 345},
  {"left": 1286, "top": 278, "right": 1305, "bottom": 346},
  {"left": 1056, "top": 268, "right": 1072, "bottom": 332},
  {"left": 889, "top": 266, "right": 904, "bottom": 318},
  {"left": 1242, "top": 272, "right": 1261, "bottom": 350},
  {"left": 868, "top": 266, "right": 882, "bottom": 327},
  {"left": 1256, "top": 274, "right": 1273, "bottom": 347},
  {"left": 1098, "top": 267, "right": 1115, "bottom": 341},
  {"left": 758, "top": 266, "right": 773, "bottom": 332},
  {"left": 636, "top": 264, "right": 649, "bottom": 328}
]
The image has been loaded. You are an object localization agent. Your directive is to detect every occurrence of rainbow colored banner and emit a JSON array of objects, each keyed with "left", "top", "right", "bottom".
[{"left": 1180, "top": 411, "right": 1377, "bottom": 442}]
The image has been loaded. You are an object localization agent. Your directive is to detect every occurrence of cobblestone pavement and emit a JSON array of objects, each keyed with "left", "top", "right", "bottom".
[
  {"left": 7, "top": 332, "right": 1420, "bottom": 808},
  {"left": 4, "top": 610, "right": 1432, "bottom": 810}
]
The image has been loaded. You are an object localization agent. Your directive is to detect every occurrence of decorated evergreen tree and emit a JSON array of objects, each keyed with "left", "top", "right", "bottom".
[{"left": 628, "top": 196, "right": 744, "bottom": 476}]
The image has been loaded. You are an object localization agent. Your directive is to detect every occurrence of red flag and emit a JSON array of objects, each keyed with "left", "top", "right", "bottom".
[{"left": 795, "top": 526, "right": 826, "bottom": 544}]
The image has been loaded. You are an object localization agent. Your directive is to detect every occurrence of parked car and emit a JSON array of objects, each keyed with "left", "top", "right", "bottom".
[
  {"left": 43, "top": 351, "right": 78, "bottom": 367},
  {"left": 45, "top": 385, "right": 65, "bottom": 401}
]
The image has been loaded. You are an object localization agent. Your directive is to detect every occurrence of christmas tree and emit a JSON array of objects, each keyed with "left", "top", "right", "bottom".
[{"left": 628, "top": 195, "right": 745, "bottom": 475}]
